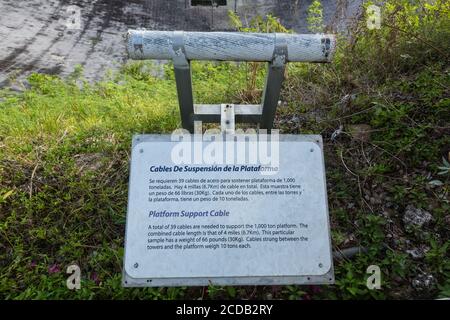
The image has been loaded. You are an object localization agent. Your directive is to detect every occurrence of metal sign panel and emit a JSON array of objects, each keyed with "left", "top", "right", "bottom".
[{"left": 123, "top": 134, "right": 334, "bottom": 286}]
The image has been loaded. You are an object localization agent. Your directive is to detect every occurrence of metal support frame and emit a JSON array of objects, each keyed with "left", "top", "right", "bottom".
[
  {"left": 220, "top": 104, "right": 235, "bottom": 134},
  {"left": 172, "top": 31, "right": 195, "bottom": 133},
  {"left": 127, "top": 30, "right": 336, "bottom": 133},
  {"left": 172, "top": 32, "right": 287, "bottom": 133},
  {"left": 261, "top": 33, "right": 287, "bottom": 131}
]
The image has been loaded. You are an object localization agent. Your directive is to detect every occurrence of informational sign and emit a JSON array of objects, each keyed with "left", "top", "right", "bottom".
[{"left": 123, "top": 134, "right": 334, "bottom": 286}]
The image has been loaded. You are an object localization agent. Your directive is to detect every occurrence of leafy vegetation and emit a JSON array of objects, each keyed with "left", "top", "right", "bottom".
[
  {"left": 0, "top": 0, "right": 449, "bottom": 299},
  {"left": 307, "top": 0, "right": 325, "bottom": 33}
]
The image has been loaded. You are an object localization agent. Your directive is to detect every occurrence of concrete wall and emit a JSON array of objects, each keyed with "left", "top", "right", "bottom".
[{"left": 0, "top": 0, "right": 363, "bottom": 86}]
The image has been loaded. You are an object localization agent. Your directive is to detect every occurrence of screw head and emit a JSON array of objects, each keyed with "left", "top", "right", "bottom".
[{"left": 134, "top": 263, "right": 139, "bottom": 268}]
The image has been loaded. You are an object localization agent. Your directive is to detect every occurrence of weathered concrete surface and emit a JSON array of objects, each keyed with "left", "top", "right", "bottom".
[{"left": 0, "top": 0, "right": 363, "bottom": 86}]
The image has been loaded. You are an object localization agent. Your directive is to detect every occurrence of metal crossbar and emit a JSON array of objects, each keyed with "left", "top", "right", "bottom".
[{"left": 127, "top": 30, "right": 336, "bottom": 133}]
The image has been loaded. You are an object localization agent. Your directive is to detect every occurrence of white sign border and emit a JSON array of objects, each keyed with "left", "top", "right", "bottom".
[{"left": 122, "top": 134, "right": 334, "bottom": 287}]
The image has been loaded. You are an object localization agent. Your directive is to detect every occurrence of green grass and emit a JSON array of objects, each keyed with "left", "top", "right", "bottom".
[
  {"left": 0, "top": 61, "right": 254, "bottom": 299},
  {"left": 0, "top": 1, "right": 449, "bottom": 299}
]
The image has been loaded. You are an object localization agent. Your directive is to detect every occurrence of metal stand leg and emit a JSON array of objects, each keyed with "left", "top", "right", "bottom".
[
  {"left": 260, "top": 34, "right": 287, "bottom": 131},
  {"left": 171, "top": 32, "right": 287, "bottom": 133},
  {"left": 172, "top": 31, "right": 195, "bottom": 133}
]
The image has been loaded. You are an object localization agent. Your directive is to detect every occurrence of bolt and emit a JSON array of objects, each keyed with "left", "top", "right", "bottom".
[
  {"left": 310, "top": 148, "right": 314, "bottom": 152},
  {"left": 319, "top": 263, "right": 323, "bottom": 268},
  {"left": 140, "top": 149, "right": 144, "bottom": 153},
  {"left": 134, "top": 263, "right": 139, "bottom": 268},
  {"left": 225, "top": 120, "right": 230, "bottom": 125}
]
